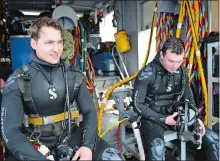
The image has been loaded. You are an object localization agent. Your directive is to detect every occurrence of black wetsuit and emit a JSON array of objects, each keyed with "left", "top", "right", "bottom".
[
  {"left": 1, "top": 54, "right": 124, "bottom": 161},
  {"left": 132, "top": 54, "right": 219, "bottom": 160},
  {"left": 0, "top": 62, "right": 13, "bottom": 102}
]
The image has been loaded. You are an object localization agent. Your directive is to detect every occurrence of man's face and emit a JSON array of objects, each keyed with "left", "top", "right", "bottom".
[
  {"left": 160, "top": 49, "right": 185, "bottom": 73},
  {"left": 20, "top": 16, "right": 24, "bottom": 22},
  {"left": 30, "top": 26, "right": 63, "bottom": 64}
]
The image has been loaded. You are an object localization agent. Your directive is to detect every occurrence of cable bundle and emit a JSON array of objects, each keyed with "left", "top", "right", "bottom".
[{"left": 71, "top": 22, "right": 95, "bottom": 93}]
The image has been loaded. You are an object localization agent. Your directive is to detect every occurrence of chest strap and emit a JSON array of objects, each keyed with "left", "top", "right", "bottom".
[
  {"left": 28, "top": 110, "right": 79, "bottom": 126},
  {"left": 16, "top": 65, "right": 37, "bottom": 113}
]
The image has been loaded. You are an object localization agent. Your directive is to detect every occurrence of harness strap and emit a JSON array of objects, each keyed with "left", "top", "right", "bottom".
[
  {"left": 16, "top": 65, "right": 37, "bottom": 113},
  {"left": 28, "top": 110, "right": 79, "bottom": 126}
]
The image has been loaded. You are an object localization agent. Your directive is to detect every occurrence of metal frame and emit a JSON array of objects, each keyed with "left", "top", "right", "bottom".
[
  {"left": 207, "top": 41, "right": 220, "bottom": 128},
  {"left": 111, "top": 88, "right": 140, "bottom": 159}
]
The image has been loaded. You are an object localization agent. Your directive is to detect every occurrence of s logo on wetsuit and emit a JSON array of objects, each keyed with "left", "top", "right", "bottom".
[{"left": 49, "top": 86, "right": 57, "bottom": 99}]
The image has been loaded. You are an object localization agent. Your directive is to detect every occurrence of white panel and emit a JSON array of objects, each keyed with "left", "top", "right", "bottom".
[
  {"left": 138, "top": 27, "right": 157, "bottom": 69},
  {"left": 140, "top": 1, "right": 156, "bottom": 31}
]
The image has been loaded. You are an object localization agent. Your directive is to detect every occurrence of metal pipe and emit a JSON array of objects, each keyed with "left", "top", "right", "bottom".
[
  {"left": 70, "top": 4, "right": 95, "bottom": 10},
  {"left": 7, "top": 2, "right": 51, "bottom": 4},
  {"left": 54, "top": 0, "right": 95, "bottom": 10}
]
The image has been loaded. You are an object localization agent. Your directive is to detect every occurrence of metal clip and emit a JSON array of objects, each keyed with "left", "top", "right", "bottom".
[
  {"left": 30, "top": 127, "right": 41, "bottom": 142},
  {"left": 197, "top": 133, "right": 202, "bottom": 150},
  {"left": 137, "top": 116, "right": 142, "bottom": 123}
]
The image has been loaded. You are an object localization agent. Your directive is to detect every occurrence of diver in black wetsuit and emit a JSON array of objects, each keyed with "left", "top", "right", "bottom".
[
  {"left": 1, "top": 17, "right": 124, "bottom": 161},
  {"left": 132, "top": 37, "right": 219, "bottom": 160}
]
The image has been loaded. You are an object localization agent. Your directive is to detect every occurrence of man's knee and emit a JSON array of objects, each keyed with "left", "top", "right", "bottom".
[
  {"left": 101, "top": 148, "right": 125, "bottom": 160},
  {"left": 202, "top": 127, "right": 219, "bottom": 160},
  {"left": 150, "top": 138, "right": 165, "bottom": 160},
  {"left": 204, "top": 127, "right": 219, "bottom": 144},
  {"left": 93, "top": 138, "right": 124, "bottom": 160}
]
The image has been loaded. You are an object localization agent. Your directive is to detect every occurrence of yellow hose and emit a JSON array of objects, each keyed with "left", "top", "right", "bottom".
[
  {"left": 142, "top": 2, "right": 158, "bottom": 67},
  {"left": 186, "top": 0, "right": 208, "bottom": 125},
  {"left": 98, "top": 74, "right": 137, "bottom": 135},
  {"left": 100, "top": 118, "right": 128, "bottom": 138},
  {"left": 98, "top": 2, "right": 158, "bottom": 136},
  {"left": 187, "top": 1, "right": 199, "bottom": 78},
  {"left": 176, "top": 0, "right": 184, "bottom": 38}
]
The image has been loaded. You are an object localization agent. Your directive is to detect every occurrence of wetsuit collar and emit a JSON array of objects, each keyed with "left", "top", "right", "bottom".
[
  {"left": 30, "top": 53, "right": 61, "bottom": 67},
  {"left": 154, "top": 53, "right": 166, "bottom": 71}
]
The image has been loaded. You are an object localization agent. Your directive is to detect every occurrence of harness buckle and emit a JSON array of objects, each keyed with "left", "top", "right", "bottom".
[
  {"left": 30, "top": 127, "right": 41, "bottom": 142},
  {"left": 43, "top": 117, "right": 55, "bottom": 125}
]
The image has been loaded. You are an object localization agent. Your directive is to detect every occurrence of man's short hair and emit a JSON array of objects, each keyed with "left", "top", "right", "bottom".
[
  {"left": 29, "top": 17, "right": 63, "bottom": 40},
  {"left": 161, "top": 37, "right": 185, "bottom": 56},
  {"left": 38, "top": 11, "right": 52, "bottom": 18}
]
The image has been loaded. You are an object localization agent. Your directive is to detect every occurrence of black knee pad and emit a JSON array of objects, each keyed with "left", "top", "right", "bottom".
[
  {"left": 101, "top": 148, "right": 125, "bottom": 160},
  {"left": 93, "top": 138, "right": 125, "bottom": 161},
  {"left": 151, "top": 138, "right": 165, "bottom": 160},
  {"left": 201, "top": 127, "right": 219, "bottom": 160}
]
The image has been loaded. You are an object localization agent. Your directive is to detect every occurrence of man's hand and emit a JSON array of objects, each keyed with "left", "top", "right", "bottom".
[
  {"left": 0, "top": 78, "right": 5, "bottom": 88},
  {"left": 198, "top": 119, "right": 205, "bottom": 136},
  {"left": 165, "top": 112, "right": 178, "bottom": 126},
  {"left": 72, "top": 146, "right": 92, "bottom": 161}
]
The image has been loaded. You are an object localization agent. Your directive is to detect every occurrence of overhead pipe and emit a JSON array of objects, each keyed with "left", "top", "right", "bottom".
[
  {"left": 7, "top": 2, "right": 51, "bottom": 4},
  {"left": 70, "top": 4, "right": 95, "bottom": 10}
]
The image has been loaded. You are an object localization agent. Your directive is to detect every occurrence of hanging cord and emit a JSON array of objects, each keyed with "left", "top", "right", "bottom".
[
  {"left": 72, "top": 26, "right": 81, "bottom": 66},
  {"left": 85, "top": 52, "right": 95, "bottom": 93},
  {"left": 36, "top": 64, "right": 54, "bottom": 86},
  {"left": 72, "top": 25, "right": 95, "bottom": 93},
  {"left": 72, "top": 51, "right": 95, "bottom": 93},
  {"left": 62, "top": 61, "right": 72, "bottom": 144}
]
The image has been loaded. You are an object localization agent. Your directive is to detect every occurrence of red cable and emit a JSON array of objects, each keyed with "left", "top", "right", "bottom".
[
  {"left": 117, "top": 123, "right": 122, "bottom": 153},
  {"left": 1, "top": 2, "right": 5, "bottom": 15}
]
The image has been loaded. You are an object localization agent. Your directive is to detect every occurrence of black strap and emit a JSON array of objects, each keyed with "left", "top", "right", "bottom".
[
  {"left": 16, "top": 65, "right": 38, "bottom": 115},
  {"left": 176, "top": 66, "right": 185, "bottom": 102},
  {"left": 151, "top": 72, "right": 163, "bottom": 97},
  {"left": 37, "top": 64, "right": 54, "bottom": 86},
  {"left": 148, "top": 61, "right": 165, "bottom": 97}
]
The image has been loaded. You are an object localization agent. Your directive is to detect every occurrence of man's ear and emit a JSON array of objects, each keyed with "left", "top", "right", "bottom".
[
  {"left": 30, "top": 38, "right": 37, "bottom": 50},
  {"left": 160, "top": 51, "right": 163, "bottom": 59}
]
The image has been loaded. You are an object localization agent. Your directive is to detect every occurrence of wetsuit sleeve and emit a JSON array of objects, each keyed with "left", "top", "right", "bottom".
[
  {"left": 132, "top": 65, "right": 165, "bottom": 121},
  {"left": 183, "top": 70, "right": 197, "bottom": 112},
  {"left": 76, "top": 80, "right": 97, "bottom": 151},
  {"left": 1, "top": 74, "right": 48, "bottom": 160}
]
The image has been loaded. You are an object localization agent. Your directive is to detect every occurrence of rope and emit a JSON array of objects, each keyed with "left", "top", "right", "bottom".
[{"left": 156, "top": 12, "right": 174, "bottom": 52}]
